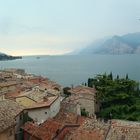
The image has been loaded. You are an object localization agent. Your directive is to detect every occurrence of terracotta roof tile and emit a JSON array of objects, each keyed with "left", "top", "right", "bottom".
[
  {"left": 0, "top": 99, "right": 25, "bottom": 132},
  {"left": 69, "top": 85, "right": 96, "bottom": 95},
  {"left": 22, "top": 119, "right": 64, "bottom": 140},
  {"left": 0, "top": 81, "right": 17, "bottom": 87},
  {"left": 54, "top": 111, "right": 86, "bottom": 125}
]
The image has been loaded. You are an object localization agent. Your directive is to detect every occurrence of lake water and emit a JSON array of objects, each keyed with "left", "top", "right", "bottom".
[{"left": 0, "top": 55, "right": 140, "bottom": 86}]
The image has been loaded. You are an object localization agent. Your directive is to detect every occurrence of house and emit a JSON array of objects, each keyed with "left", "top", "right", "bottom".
[
  {"left": 68, "top": 119, "right": 109, "bottom": 140},
  {"left": 0, "top": 99, "right": 24, "bottom": 140},
  {"left": 6, "top": 89, "right": 48, "bottom": 107},
  {"left": 0, "top": 81, "right": 18, "bottom": 93},
  {"left": 24, "top": 96, "right": 61, "bottom": 124},
  {"left": 61, "top": 98, "right": 81, "bottom": 115},
  {"left": 22, "top": 119, "right": 65, "bottom": 140},
  {"left": 0, "top": 81, "right": 20, "bottom": 101},
  {"left": 27, "top": 76, "right": 43, "bottom": 85},
  {"left": 22, "top": 112, "right": 86, "bottom": 140},
  {"left": 28, "top": 76, "right": 62, "bottom": 91},
  {"left": 15, "top": 95, "right": 61, "bottom": 126},
  {"left": 106, "top": 119, "right": 140, "bottom": 140},
  {"left": 4, "top": 68, "right": 25, "bottom": 75},
  {"left": 0, "top": 71, "right": 12, "bottom": 80},
  {"left": 68, "top": 119, "right": 140, "bottom": 140},
  {"left": 15, "top": 95, "right": 61, "bottom": 139},
  {"left": 67, "top": 85, "right": 99, "bottom": 116}
]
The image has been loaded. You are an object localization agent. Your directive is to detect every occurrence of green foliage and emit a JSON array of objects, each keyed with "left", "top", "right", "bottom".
[
  {"left": 63, "top": 87, "right": 71, "bottom": 96},
  {"left": 81, "top": 108, "right": 89, "bottom": 117},
  {"left": 88, "top": 73, "right": 140, "bottom": 121}
]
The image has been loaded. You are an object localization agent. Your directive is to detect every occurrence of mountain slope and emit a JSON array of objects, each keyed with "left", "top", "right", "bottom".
[{"left": 79, "top": 32, "right": 140, "bottom": 54}]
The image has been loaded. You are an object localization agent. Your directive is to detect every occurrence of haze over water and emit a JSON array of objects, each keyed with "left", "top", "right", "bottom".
[{"left": 0, "top": 55, "right": 139, "bottom": 86}]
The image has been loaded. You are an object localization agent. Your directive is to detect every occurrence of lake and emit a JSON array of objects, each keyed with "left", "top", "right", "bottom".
[{"left": 0, "top": 55, "right": 140, "bottom": 86}]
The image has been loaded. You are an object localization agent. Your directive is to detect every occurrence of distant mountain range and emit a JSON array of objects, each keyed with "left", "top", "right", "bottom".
[
  {"left": 0, "top": 52, "right": 22, "bottom": 61},
  {"left": 78, "top": 32, "right": 140, "bottom": 55}
]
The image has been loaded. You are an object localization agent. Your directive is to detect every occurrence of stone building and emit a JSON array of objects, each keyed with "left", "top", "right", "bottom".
[
  {"left": 0, "top": 99, "right": 24, "bottom": 140},
  {"left": 66, "top": 85, "right": 99, "bottom": 116}
]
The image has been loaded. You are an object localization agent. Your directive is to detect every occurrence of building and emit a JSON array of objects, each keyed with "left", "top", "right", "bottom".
[
  {"left": 68, "top": 119, "right": 140, "bottom": 140},
  {"left": 67, "top": 85, "right": 99, "bottom": 116},
  {"left": 22, "top": 111, "right": 86, "bottom": 140},
  {"left": 14, "top": 95, "right": 61, "bottom": 127},
  {"left": 0, "top": 81, "right": 18, "bottom": 93},
  {"left": 0, "top": 81, "right": 21, "bottom": 101},
  {"left": 106, "top": 119, "right": 140, "bottom": 140},
  {"left": 68, "top": 119, "right": 109, "bottom": 140},
  {"left": 0, "top": 99, "right": 24, "bottom": 140},
  {"left": 25, "top": 96, "right": 61, "bottom": 124},
  {"left": 4, "top": 69, "right": 25, "bottom": 75}
]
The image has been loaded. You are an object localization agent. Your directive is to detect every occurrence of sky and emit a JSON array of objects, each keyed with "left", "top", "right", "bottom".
[{"left": 0, "top": 0, "right": 140, "bottom": 56}]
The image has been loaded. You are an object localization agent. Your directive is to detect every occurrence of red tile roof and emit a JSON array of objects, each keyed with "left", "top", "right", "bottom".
[
  {"left": 0, "top": 99, "right": 25, "bottom": 132},
  {"left": 54, "top": 111, "right": 86, "bottom": 125},
  {"left": 22, "top": 119, "right": 64, "bottom": 140},
  {"left": 69, "top": 85, "right": 96, "bottom": 95},
  {"left": 68, "top": 128, "right": 105, "bottom": 140},
  {"left": 22, "top": 111, "right": 88, "bottom": 140}
]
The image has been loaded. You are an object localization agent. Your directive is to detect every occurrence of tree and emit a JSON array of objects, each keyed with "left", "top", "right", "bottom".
[
  {"left": 116, "top": 75, "right": 119, "bottom": 80},
  {"left": 126, "top": 74, "right": 129, "bottom": 80},
  {"left": 88, "top": 73, "right": 140, "bottom": 121},
  {"left": 109, "top": 72, "right": 113, "bottom": 80},
  {"left": 63, "top": 87, "right": 71, "bottom": 96}
]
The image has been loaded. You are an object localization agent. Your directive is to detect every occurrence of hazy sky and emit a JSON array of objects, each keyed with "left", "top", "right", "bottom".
[{"left": 0, "top": 0, "right": 140, "bottom": 56}]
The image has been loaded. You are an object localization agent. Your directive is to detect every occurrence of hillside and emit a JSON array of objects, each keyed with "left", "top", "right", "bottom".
[
  {"left": 79, "top": 32, "right": 140, "bottom": 54},
  {"left": 0, "top": 52, "right": 22, "bottom": 61}
]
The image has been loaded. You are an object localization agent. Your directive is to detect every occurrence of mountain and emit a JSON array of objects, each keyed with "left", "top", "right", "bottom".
[
  {"left": 0, "top": 52, "right": 22, "bottom": 61},
  {"left": 78, "top": 32, "right": 140, "bottom": 54}
]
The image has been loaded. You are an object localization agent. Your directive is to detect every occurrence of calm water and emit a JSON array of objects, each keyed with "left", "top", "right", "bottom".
[{"left": 0, "top": 55, "right": 140, "bottom": 86}]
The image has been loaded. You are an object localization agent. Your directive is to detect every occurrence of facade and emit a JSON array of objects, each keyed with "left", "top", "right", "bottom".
[
  {"left": 0, "top": 127, "right": 15, "bottom": 140},
  {"left": 15, "top": 95, "right": 61, "bottom": 139},
  {"left": 0, "top": 81, "right": 19, "bottom": 101},
  {"left": 67, "top": 85, "right": 99, "bottom": 116},
  {"left": 22, "top": 111, "right": 86, "bottom": 140},
  {"left": 0, "top": 81, "right": 17, "bottom": 93},
  {"left": 26, "top": 96, "right": 61, "bottom": 124},
  {"left": 0, "top": 99, "right": 24, "bottom": 140},
  {"left": 4, "top": 69, "right": 25, "bottom": 75},
  {"left": 0, "top": 92, "right": 5, "bottom": 100},
  {"left": 61, "top": 100, "right": 81, "bottom": 115}
]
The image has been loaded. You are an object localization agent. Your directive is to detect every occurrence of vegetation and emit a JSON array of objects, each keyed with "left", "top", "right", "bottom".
[
  {"left": 0, "top": 53, "right": 22, "bottom": 61},
  {"left": 88, "top": 73, "right": 140, "bottom": 121},
  {"left": 63, "top": 87, "right": 71, "bottom": 96},
  {"left": 81, "top": 108, "right": 89, "bottom": 117}
]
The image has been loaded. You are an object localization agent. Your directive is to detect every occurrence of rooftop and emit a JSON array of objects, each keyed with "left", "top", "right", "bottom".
[
  {"left": 16, "top": 90, "right": 49, "bottom": 102},
  {"left": 68, "top": 119, "right": 109, "bottom": 140},
  {"left": 0, "top": 99, "right": 25, "bottom": 132},
  {"left": 106, "top": 119, "right": 140, "bottom": 140},
  {"left": 27, "top": 96, "right": 59, "bottom": 109},
  {"left": 0, "top": 81, "right": 17, "bottom": 87},
  {"left": 69, "top": 85, "right": 96, "bottom": 95},
  {"left": 54, "top": 111, "right": 86, "bottom": 125},
  {"left": 22, "top": 119, "right": 64, "bottom": 140}
]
